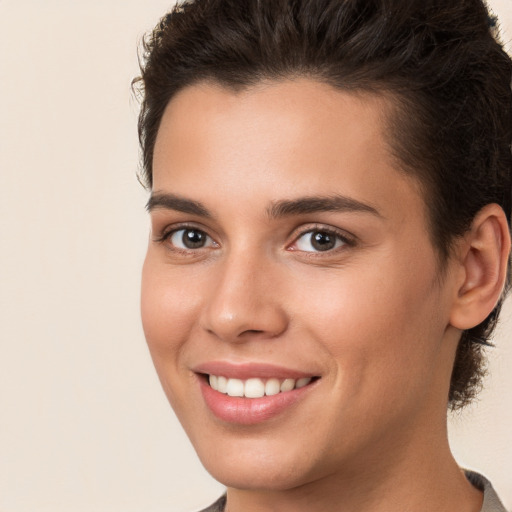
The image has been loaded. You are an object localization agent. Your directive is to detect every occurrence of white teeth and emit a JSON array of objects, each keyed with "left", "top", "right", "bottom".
[
  {"left": 264, "top": 378, "right": 281, "bottom": 396},
  {"left": 209, "top": 374, "right": 218, "bottom": 391},
  {"left": 280, "top": 378, "right": 295, "bottom": 392},
  {"left": 226, "top": 378, "right": 244, "bottom": 397},
  {"left": 207, "top": 375, "right": 315, "bottom": 398},
  {"left": 217, "top": 376, "right": 228, "bottom": 393},
  {"left": 296, "top": 377, "right": 312, "bottom": 388},
  {"left": 244, "top": 378, "right": 265, "bottom": 398}
]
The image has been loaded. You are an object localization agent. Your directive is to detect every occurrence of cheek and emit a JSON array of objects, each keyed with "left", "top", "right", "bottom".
[
  {"left": 140, "top": 254, "right": 200, "bottom": 361},
  {"left": 140, "top": 254, "right": 209, "bottom": 421},
  {"left": 293, "top": 254, "right": 444, "bottom": 401}
]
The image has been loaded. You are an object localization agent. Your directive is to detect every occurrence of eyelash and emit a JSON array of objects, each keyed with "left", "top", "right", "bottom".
[{"left": 154, "top": 223, "right": 356, "bottom": 255}]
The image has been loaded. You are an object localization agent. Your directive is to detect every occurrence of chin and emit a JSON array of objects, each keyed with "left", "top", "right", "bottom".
[
  {"left": 191, "top": 432, "right": 326, "bottom": 491},
  {"left": 203, "top": 458, "right": 314, "bottom": 491}
]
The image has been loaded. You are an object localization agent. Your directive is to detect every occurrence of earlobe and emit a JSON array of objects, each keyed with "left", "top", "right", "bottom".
[{"left": 450, "top": 204, "right": 511, "bottom": 331}]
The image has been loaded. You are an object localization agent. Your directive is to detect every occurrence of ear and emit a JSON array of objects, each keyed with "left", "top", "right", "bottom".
[{"left": 450, "top": 204, "right": 511, "bottom": 330}]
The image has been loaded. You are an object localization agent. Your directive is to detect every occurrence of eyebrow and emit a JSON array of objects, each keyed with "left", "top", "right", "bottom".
[
  {"left": 146, "top": 192, "right": 382, "bottom": 219},
  {"left": 146, "top": 192, "right": 213, "bottom": 218},
  {"left": 267, "top": 195, "right": 382, "bottom": 219}
]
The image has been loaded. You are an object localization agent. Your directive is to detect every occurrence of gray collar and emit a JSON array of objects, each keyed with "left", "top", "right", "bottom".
[{"left": 465, "top": 470, "right": 508, "bottom": 512}]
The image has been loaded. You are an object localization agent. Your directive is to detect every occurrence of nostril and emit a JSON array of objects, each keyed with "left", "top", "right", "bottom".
[{"left": 201, "top": 298, "right": 288, "bottom": 342}]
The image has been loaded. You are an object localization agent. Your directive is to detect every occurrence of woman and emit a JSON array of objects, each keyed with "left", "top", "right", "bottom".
[{"left": 135, "top": 0, "right": 511, "bottom": 510}]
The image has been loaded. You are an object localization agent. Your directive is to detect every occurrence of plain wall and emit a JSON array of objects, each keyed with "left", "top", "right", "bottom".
[{"left": 0, "top": 1, "right": 511, "bottom": 511}]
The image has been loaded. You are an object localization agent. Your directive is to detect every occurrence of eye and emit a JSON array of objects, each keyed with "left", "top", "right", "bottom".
[
  {"left": 168, "top": 228, "right": 216, "bottom": 250},
  {"left": 293, "top": 230, "right": 347, "bottom": 252}
]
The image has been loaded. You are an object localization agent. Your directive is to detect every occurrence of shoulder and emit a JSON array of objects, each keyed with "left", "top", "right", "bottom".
[{"left": 465, "top": 470, "right": 508, "bottom": 512}]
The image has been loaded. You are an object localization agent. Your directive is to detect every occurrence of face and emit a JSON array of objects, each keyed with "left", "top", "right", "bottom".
[{"left": 142, "top": 80, "right": 461, "bottom": 491}]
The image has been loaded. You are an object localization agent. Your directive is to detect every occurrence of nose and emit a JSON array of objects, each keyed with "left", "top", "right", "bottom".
[{"left": 200, "top": 253, "right": 289, "bottom": 343}]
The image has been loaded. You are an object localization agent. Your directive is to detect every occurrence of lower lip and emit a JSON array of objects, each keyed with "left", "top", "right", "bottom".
[{"left": 199, "top": 377, "right": 316, "bottom": 425}]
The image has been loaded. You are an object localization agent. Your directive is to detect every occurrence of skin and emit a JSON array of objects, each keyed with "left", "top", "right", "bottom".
[{"left": 141, "top": 79, "right": 509, "bottom": 512}]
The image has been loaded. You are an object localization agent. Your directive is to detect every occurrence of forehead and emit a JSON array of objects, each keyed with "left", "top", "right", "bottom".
[
  {"left": 155, "top": 79, "right": 390, "bottom": 166},
  {"left": 152, "top": 79, "right": 426, "bottom": 225}
]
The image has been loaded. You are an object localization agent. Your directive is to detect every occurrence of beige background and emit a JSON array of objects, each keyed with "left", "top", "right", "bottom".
[{"left": 0, "top": 1, "right": 511, "bottom": 511}]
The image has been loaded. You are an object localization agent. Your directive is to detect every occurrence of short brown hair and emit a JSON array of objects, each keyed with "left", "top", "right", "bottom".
[{"left": 134, "top": 0, "right": 512, "bottom": 409}]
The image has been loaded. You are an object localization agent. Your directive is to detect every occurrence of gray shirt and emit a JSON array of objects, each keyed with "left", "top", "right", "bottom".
[{"left": 199, "top": 471, "right": 507, "bottom": 512}]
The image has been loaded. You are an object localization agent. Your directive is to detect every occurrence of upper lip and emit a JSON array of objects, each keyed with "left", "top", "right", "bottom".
[{"left": 192, "top": 361, "right": 318, "bottom": 380}]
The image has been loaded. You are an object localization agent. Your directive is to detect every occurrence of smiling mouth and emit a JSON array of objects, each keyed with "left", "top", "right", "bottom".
[{"left": 206, "top": 374, "right": 319, "bottom": 398}]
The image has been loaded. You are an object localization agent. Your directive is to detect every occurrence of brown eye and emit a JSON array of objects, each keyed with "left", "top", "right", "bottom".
[
  {"left": 311, "top": 232, "right": 336, "bottom": 251},
  {"left": 294, "top": 230, "right": 346, "bottom": 252},
  {"left": 169, "top": 228, "right": 214, "bottom": 249}
]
